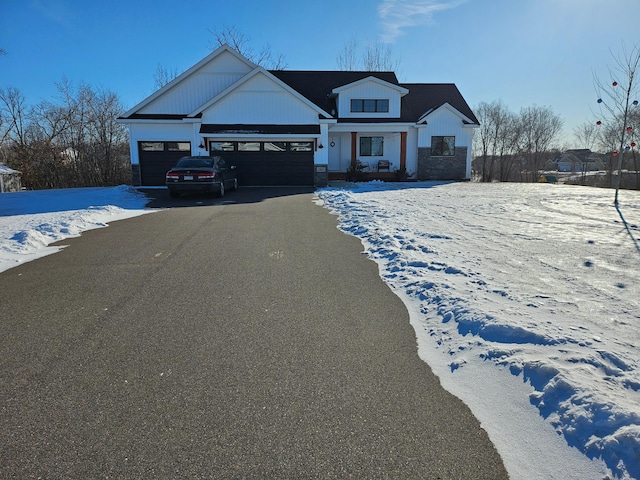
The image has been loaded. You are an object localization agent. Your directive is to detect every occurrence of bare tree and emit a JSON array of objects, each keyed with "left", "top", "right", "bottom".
[
  {"left": 336, "top": 36, "right": 359, "bottom": 71},
  {"left": 0, "top": 87, "right": 28, "bottom": 174},
  {"left": 571, "top": 122, "right": 601, "bottom": 181},
  {"left": 154, "top": 64, "right": 180, "bottom": 89},
  {"left": 0, "top": 79, "right": 130, "bottom": 189},
  {"left": 573, "top": 122, "right": 599, "bottom": 151},
  {"left": 473, "top": 100, "right": 521, "bottom": 182},
  {"left": 208, "top": 25, "right": 286, "bottom": 69},
  {"left": 0, "top": 87, "right": 29, "bottom": 147},
  {"left": 52, "top": 79, "right": 130, "bottom": 187},
  {"left": 474, "top": 100, "right": 511, "bottom": 181},
  {"left": 362, "top": 41, "right": 400, "bottom": 72},
  {"left": 497, "top": 113, "right": 522, "bottom": 182},
  {"left": 0, "top": 48, "right": 7, "bottom": 56},
  {"left": 517, "top": 105, "right": 564, "bottom": 181},
  {"left": 594, "top": 42, "right": 640, "bottom": 203},
  {"left": 336, "top": 37, "right": 401, "bottom": 72}
]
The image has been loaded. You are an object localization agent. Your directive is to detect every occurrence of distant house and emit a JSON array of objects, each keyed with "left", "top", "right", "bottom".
[
  {"left": 554, "top": 149, "right": 605, "bottom": 173},
  {"left": 118, "top": 44, "right": 479, "bottom": 187},
  {"left": 0, "top": 164, "right": 21, "bottom": 192}
]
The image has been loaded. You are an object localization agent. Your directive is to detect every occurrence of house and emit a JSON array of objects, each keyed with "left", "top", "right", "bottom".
[
  {"left": 554, "top": 149, "right": 606, "bottom": 173},
  {"left": 0, "top": 163, "right": 21, "bottom": 192},
  {"left": 118, "top": 45, "right": 479, "bottom": 187}
]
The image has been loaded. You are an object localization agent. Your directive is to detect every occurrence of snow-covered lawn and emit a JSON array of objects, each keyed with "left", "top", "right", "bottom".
[
  {"left": 317, "top": 181, "right": 640, "bottom": 480},
  {"left": 1, "top": 183, "right": 639, "bottom": 479},
  {"left": 0, "top": 185, "right": 151, "bottom": 273}
]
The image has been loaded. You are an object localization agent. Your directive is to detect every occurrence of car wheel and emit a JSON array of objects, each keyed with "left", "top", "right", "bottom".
[
  {"left": 169, "top": 190, "right": 180, "bottom": 198},
  {"left": 218, "top": 182, "right": 225, "bottom": 198}
]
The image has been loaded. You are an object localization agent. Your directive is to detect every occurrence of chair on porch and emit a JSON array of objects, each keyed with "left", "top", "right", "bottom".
[{"left": 377, "top": 160, "right": 390, "bottom": 172}]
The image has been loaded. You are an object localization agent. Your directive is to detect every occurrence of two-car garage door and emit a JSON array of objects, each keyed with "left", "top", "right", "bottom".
[
  {"left": 138, "top": 140, "right": 315, "bottom": 187},
  {"left": 208, "top": 141, "right": 314, "bottom": 187}
]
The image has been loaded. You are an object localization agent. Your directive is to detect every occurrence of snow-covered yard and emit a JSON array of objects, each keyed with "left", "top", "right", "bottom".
[
  {"left": 317, "top": 181, "right": 640, "bottom": 480},
  {"left": 1, "top": 183, "right": 639, "bottom": 479},
  {"left": 0, "top": 185, "right": 151, "bottom": 273}
]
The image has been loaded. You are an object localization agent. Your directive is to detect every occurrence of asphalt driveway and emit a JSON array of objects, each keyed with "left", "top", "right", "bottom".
[{"left": 0, "top": 187, "right": 508, "bottom": 479}]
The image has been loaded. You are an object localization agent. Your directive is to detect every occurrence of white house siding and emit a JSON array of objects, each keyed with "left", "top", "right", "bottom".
[
  {"left": 139, "top": 52, "right": 252, "bottom": 115},
  {"left": 336, "top": 81, "right": 403, "bottom": 119},
  {"left": 417, "top": 107, "right": 476, "bottom": 178},
  {"left": 405, "top": 127, "right": 419, "bottom": 177},
  {"left": 128, "top": 122, "right": 195, "bottom": 165},
  {"left": 316, "top": 123, "right": 330, "bottom": 166},
  {"left": 417, "top": 107, "right": 472, "bottom": 145},
  {"left": 201, "top": 74, "right": 320, "bottom": 125},
  {"left": 355, "top": 131, "right": 401, "bottom": 171}
]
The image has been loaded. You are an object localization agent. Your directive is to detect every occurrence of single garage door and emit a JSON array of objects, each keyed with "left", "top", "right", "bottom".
[
  {"left": 138, "top": 141, "right": 191, "bottom": 186},
  {"left": 210, "top": 141, "right": 314, "bottom": 186}
]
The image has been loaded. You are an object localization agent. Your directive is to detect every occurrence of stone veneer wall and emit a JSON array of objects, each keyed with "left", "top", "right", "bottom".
[
  {"left": 314, "top": 165, "right": 328, "bottom": 187},
  {"left": 417, "top": 146, "right": 468, "bottom": 180}
]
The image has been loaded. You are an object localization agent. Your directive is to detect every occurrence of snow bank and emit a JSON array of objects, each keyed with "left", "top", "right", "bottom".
[
  {"left": 0, "top": 185, "right": 151, "bottom": 273},
  {"left": 317, "top": 181, "right": 640, "bottom": 480}
]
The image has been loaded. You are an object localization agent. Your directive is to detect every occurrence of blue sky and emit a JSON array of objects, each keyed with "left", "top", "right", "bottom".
[{"left": 1, "top": 0, "right": 638, "bottom": 146}]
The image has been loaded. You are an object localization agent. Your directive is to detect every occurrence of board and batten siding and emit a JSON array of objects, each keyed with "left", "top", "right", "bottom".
[
  {"left": 139, "top": 51, "right": 252, "bottom": 115},
  {"left": 337, "top": 81, "right": 403, "bottom": 119},
  {"left": 201, "top": 74, "right": 320, "bottom": 125},
  {"left": 405, "top": 127, "right": 419, "bottom": 176},
  {"left": 417, "top": 108, "right": 475, "bottom": 150}
]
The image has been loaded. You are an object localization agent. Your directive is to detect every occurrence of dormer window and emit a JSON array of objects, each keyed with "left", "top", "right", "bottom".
[{"left": 350, "top": 99, "right": 389, "bottom": 113}]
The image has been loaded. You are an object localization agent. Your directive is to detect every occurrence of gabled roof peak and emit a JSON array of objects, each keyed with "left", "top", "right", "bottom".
[
  {"left": 332, "top": 75, "right": 408, "bottom": 95},
  {"left": 121, "top": 44, "right": 256, "bottom": 119}
]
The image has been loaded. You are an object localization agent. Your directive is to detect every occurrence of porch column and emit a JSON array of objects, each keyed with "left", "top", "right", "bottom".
[
  {"left": 400, "top": 131, "right": 407, "bottom": 171},
  {"left": 351, "top": 132, "right": 357, "bottom": 168}
]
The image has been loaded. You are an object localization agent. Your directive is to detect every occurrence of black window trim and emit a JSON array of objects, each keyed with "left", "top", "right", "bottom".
[
  {"left": 139, "top": 141, "right": 191, "bottom": 152},
  {"left": 359, "top": 136, "right": 384, "bottom": 156},
  {"left": 208, "top": 141, "right": 315, "bottom": 153},
  {"left": 350, "top": 99, "right": 390, "bottom": 113},
  {"left": 431, "top": 136, "right": 456, "bottom": 156}
]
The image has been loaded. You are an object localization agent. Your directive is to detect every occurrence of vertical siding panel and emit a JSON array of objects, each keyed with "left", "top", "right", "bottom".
[{"left": 337, "top": 81, "right": 402, "bottom": 118}]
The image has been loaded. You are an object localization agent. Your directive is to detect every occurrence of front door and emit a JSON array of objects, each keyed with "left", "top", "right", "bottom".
[{"left": 328, "top": 136, "right": 342, "bottom": 171}]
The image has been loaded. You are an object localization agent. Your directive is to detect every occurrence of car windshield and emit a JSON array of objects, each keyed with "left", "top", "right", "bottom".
[{"left": 175, "top": 158, "right": 214, "bottom": 168}]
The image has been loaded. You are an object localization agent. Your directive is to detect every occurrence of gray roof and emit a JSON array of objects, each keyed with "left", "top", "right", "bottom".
[{"left": 270, "top": 70, "right": 478, "bottom": 124}]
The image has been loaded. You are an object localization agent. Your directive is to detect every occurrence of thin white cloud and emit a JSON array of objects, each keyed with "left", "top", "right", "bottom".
[{"left": 378, "top": 0, "right": 466, "bottom": 42}]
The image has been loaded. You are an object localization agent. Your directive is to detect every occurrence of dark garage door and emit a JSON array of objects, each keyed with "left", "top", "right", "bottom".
[
  {"left": 138, "top": 141, "right": 191, "bottom": 186},
  {"left": 210, "top": 141, "right": 314, "bottom": 186}
]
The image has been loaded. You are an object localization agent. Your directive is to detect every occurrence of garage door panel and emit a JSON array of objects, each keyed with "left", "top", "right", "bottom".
[
  {"left": 217, "top": 148, "right": 313, "bottom": 186},
  {"left": 138, "top": 142, "right": 191, "bottom": 186},
  {"left": 140, "top": 155, "right": 185, "bottom": 186}
]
